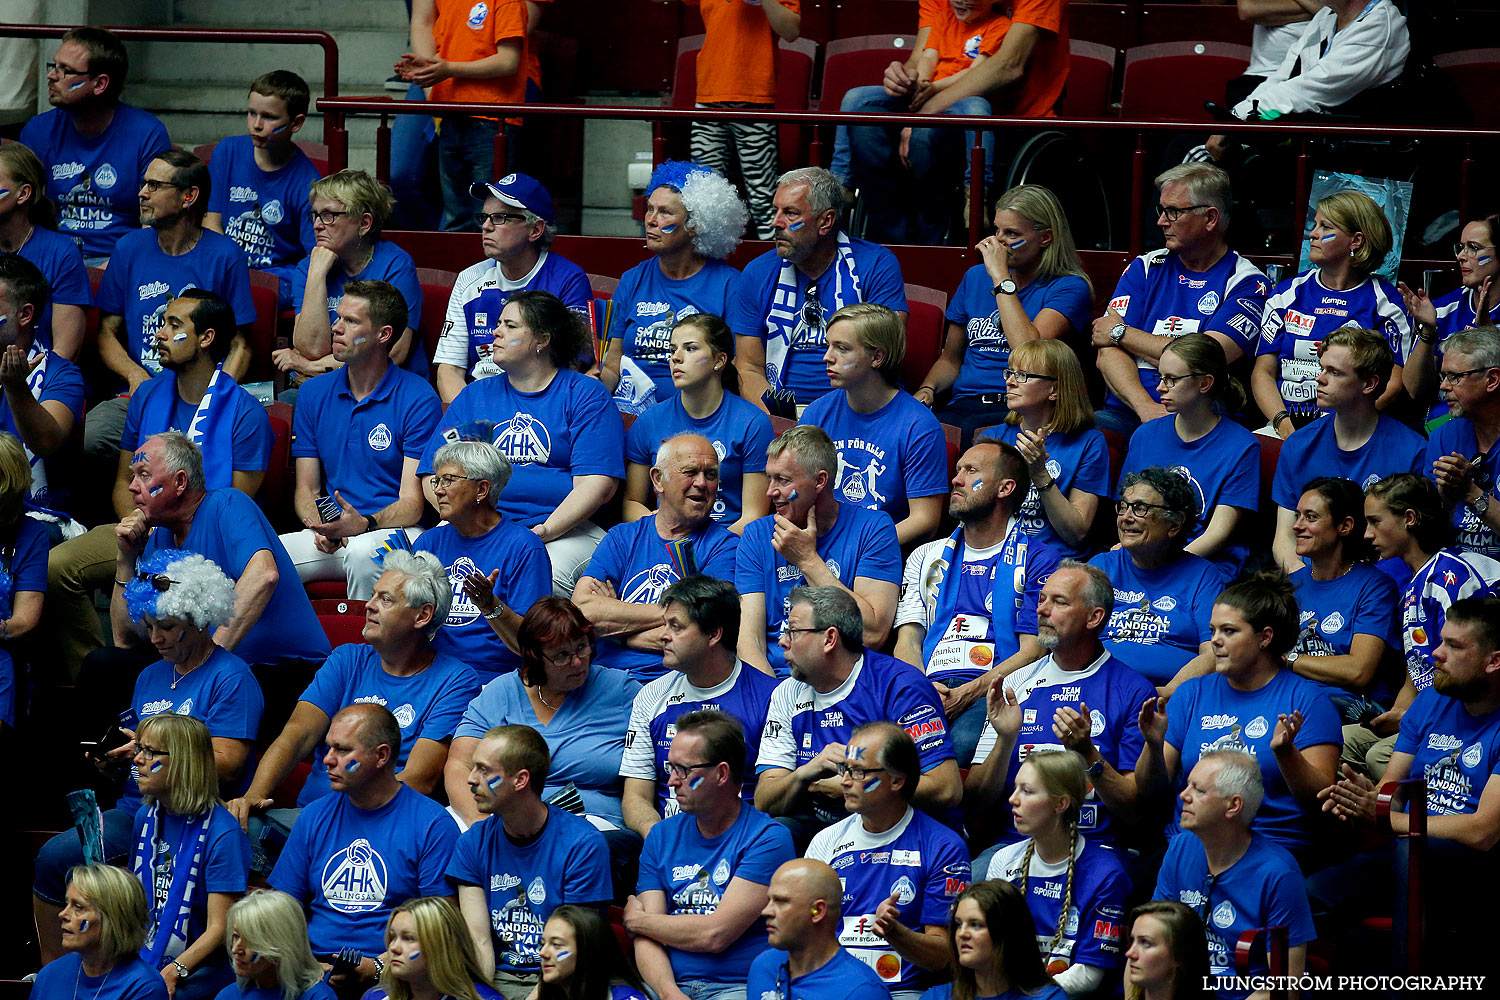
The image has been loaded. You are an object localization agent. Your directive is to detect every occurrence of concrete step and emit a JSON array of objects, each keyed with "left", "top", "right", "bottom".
[
  {"left": 171, "top": 0, "right": 407, "bottom": 31},
  {"left": 134, "top": 28, "right": 405, "bottom": 88}
]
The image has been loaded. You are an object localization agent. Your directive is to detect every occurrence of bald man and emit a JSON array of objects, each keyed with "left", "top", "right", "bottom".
[
  {"left": 268, "top": 704, "right": 459, "bottom": 987},
  {"left": 750, "top": 859, "right": 891, "bottom": 1000},
  {"left": 576, "top": 433, "right": 741, "bottom": 684}
]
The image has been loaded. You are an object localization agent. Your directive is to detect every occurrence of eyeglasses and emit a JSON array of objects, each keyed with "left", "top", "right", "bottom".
[
  {"left": 1156, "top": 371, "right": 1207, "bottom": 389},
  {"left": 778, "top": 623, "right": 823, "bottom": 639},
  {"left": 665, "top": 761, "right": 716, "bottom": 780},
  {"left": 544, "top": 645, "right": 590, "bottom": 667},
  {"left": 1438, "top": 367, "right": 1493, "bottom": 385},
  {"left": 429, "top": 474, "right": 475, "bottom": 489},
  {"left": 835, "top": 762, "right": 886, "bottom": 781},
  {"left": 1116, "top": 499, "right": 1175, "bottom": 518},
  {"left": 308, "top": 209, "right": 350, "bottom": 225},
  {"left": 45, "top": 61, "right": 90, "bottom": 78},
  {"left": 134, "top": 572, "right": 178, "bottom": 592},
  {"left": 140, "top": 179, "right": 186, "bottom": 193},
  {"left": 1002, "top": 368, "right": 1057, "bottom": 384},
  {"left": 1155, "top": 203, "right": 1210, "bottom": 222},
  {"left": 475, "top": 211, "right": 529, "bottom": 228},
  {"left": 132, "top": 743, "right": 170, "bottom": 762},
  {"left": 1454, "top": 242, "right": 1496, "bottom": 258}
]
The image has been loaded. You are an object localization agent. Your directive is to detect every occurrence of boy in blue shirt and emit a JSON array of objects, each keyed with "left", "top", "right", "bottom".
[
  {"left": 205, "top": 70, "right": 322, "bottom": 304},
  {"left": 20, "top": 27, "right": 171, "bottom": 262}
]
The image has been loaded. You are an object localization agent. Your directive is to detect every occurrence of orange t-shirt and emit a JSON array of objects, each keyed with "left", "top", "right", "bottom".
[
  {"left": 690, "top": 0, "right": 802, "bottom": 105},
  {"left": 431, "top": 0, "right": 529, "bottom": 106},
  {"left": 918, "top": 0, "right": 944, "bottom": 29},
  {"left": 927, "top": 5, "right": 1011, "bottom": 85},
  {"left": 525, "top": 0, "right": 551, "bottom": 91},
  {"left": 1000, "top": 0, "right": 1068, "bottom": 118}
]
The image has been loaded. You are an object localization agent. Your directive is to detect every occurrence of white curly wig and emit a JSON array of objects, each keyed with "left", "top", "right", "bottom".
[
  {"left": 649, "top": 160, "right": 749, "bottom": 261},
  {"left": 125, "top": 549, "right": 238, "bottom": 632}
]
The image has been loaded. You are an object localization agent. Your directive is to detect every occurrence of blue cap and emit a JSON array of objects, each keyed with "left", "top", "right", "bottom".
[{"left": 470, "top": 173, "right": 554, "bottom": 223}]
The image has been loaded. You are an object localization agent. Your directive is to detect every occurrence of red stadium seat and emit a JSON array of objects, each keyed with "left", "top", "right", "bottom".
[
  {"left": 668, "top": 35, "right": 818, "bottom": 169},
  {"left": 306, "top": 580, "right": 348, "bottom": 600},
  {"left": 245, "top": 269, "right": 283, "bottom": 384},
  {"left": 1061, "top": 40, "right": 1118, "bottom": 119},
  {"left": 1119, "top": 42, "right": 1251, "bottom": 123},
  {"left": 313, "top": 598, "right": 368, "bottom": 648},
  {"left": 269, "top": 760, "right": 312, "bottom": 809},
  {"left": 1435, "top": 50, "right": 1500, "bottom": 128},
  {"left": 588, "top": 273, "right": 619, "bottom": 297},
  {"left": 817, "top": 34, "right": 919, "bottom": 113},
  {"left": 902, "top": 283, "right": 948, "bottom": 393},
  {"left": 940, "top": 421, "right": 960, "bottom": 479},
  {"left": 416, "top": 267, "right": 459, "bottom": 369},
  {"left": 261, "top": 400, "right": 294, "bottom": 528}
]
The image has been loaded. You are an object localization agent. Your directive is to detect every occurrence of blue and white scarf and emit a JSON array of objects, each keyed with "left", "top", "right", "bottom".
[
  {"left": 138, "top": 365, "right": 239, "bottom": 488},
  {"left": 18, "top": 340, "right": 51, "bottom": 503},
  {"left": 131, "top": 803, "right": 212, "bottom": 967},
  {"left": 764, "top": 232, "right": 863, "bottom": 403},
  {"left": 919, "top": 520, "right": 1026, "bottom": 667}
]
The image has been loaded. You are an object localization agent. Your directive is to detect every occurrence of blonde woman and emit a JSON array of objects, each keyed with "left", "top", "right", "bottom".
[
  {"left": 915, "top": 185, "right": 1094, "bottom": 443},
  {"left": 1122, "top": 902, "right": 1208, "bottom": 1000},
  {"left": 368, "top": 896, "right": 503, "bottom": 1000},
  {"left": 129, "top": 713, "right": 250, "bottom": 999},
  {"left": 33, "top": 863, "right": 168, "bottom": 1000},
  {"left": 0, "top": 431, "right": 48, "bottom": 731},
  {"left": 984, "top": 750, "right": 1129, "bottom": 998},
  {"left": 0, "top": 142, "right": 92, "bottom": 358},
  {"left": 216, "top": 889, "right": 333, "bottom": 1000},
  {"left": 976, "top": 340, "right": 1108, "bottom": 558},
  {"left": 280, "top": 168, "right": 424, "bottom": 384}
]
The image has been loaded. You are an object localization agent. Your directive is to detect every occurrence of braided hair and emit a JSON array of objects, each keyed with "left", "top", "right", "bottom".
[{"left": 1016, "top": 750, "right": 1087, "bottom": 965}]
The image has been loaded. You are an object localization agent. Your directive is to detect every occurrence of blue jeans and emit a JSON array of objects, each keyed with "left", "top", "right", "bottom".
[
  {"left": 390, "top": 84, "right": 441, "bottom": 231},
  {"left": 846, "top": 88, "right": 994, "bottom": 244},
  {"left": 1092, "top": 404, "right": 1142, "bottom": 441},
  {"left": 33, "top": 807, "right": 136, "bottom": 904},
  {"left": 679, "top": 981, "right": 746, "bottom": 1000},
  {"left": 438, "top": 114, "right": 504, "bottom": 231},
  {"left": 949, "top": 700, "right": 989, "bottom": 769}
]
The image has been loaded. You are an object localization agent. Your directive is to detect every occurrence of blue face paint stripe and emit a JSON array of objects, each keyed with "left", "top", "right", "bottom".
[
  {"left": 487, "top": 774, "right": 504, "bottom": 790},
  {"left": 688, "top": 776, "right": 705, "bottom": 790},
  {"left": 659, "top": 224, "right": 677, "bottom": 234},
  {"left": 863, "top": 778, "right": 881, "bottom": 793},
  {"left": 149, "top": 761, "right": 164, "bottom": 773},
  {"left": 406, "top": 950, "right": 421, "bottom": 961},
  {"left": 344, "top": 760, "right": 360, "bottom": 772},
  {"left": 79, "top": 919, "right": 90, "bottom": 932},
  {"left": 1319, "top": 232, "right": 1337, "bottom": 242},
  {"left": 787, "top": 221, "right": 805, "bottom": 232},
  {"left": 1480, "top": 256, "right": 1493, "bottom": 265},
  {"left": 1008, "top": 239, "right": 1027, "bottom": 249}
]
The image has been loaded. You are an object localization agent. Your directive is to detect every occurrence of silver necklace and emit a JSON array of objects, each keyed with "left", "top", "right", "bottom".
[{"left": 74, "top": 960, "right": 113, "bottom": 1000}]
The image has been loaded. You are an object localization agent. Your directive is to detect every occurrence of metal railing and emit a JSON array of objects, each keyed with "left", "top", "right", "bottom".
[
  {"left": 0, "top": 23, "right": 346, "bottom": 166},
  {"left": 318, "top": 95, "right": 1495, "bottom": 255}
]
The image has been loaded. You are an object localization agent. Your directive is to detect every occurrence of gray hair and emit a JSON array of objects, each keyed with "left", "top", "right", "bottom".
[
  {"left": 766, "top": 424, "right": 838, "bottom": 480},
  {"left": 1154, "top": 162, "right": 1232, "bottom": 224},
  {"left": 788, "top": 584, "right": 863, "bottom": 653},
  {"left": 777, "top": 167, "right": 848, "bottom": 218},
  {"left": 148, "top": 430, "right": 206, "bottom": 491},
  {"left": 1119, "top": 467, "right": 1198, "bottom": 537},
  {"left": 1444, "top": 326, "right": 1500, "bottom": 371},
  {"left": 1058, "top": 559, "right": 1115, "bottom": 622},
  {"left": 224, "top": 890, "right": 326, "bottom": 1000},
  {"left": 433, "top": 440, "right": 512, "bottom": 509},
  {"left": 379, "top": 549, "right": 453, "bottom": 639},
  {"left": 523, "top": 209, "right": 558, "bottom": 249},
  {"left": 1201, "top": 750, "right": 1264, "bottom": 822}
]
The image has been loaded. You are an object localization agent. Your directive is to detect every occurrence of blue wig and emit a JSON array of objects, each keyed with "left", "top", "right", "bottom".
[
  {"left": 647, "top": 160, "right": 710, "bottom": 195},
  {"left": 125, "top": 548, "right": 237, "bottom": 631},
  {"left": 124, "top": 548, "right": 184, "bottom": 623}
]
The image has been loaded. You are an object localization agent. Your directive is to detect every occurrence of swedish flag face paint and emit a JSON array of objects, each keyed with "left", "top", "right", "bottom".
[{"left": 688, "top": 776, "right": 705, "bottom": 790}]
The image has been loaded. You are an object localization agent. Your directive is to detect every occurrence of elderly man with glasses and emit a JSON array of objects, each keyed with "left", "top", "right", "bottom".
[{"left": 1425, "top": 325, "right": 1500, "bottom": 559}]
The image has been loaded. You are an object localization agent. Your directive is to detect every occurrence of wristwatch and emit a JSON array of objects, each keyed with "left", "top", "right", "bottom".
[
  {"left": 992, "top": 278, "right": 1018, "bottom": 296},
  {"left": 1085, "top": 757, "right": 1105, "bottom": 778},
  {"left": 1110, "top": 321, "right": 1127, "bottom": 345},
  {"left": 1471, "top": 493, "right": 1491, "bottom": 516},
  {"left": 483, "top": 600, "right": 509, "bottom": 620},
  {"left": 171, "top": 962, "right": 191, "bottom": 981}
]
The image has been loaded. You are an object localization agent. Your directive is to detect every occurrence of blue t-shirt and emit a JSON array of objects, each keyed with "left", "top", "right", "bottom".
[
  {"left": 1152, "top": 834, "right": 1314, "bottom": 998},
  {"left": 986, "top": 835, "right": 1129, "bottom": 974},
  {"left": 267, "top": 784, "right": 458, "bottom": 955},
  {"left": 1393, "top": 689, "right": 1500, "bottom": 818},
  {"left": 800, "top": 389, "right": 949, "bottom": 527},
  {"left": 746, "top": 946, "right": 891, "bottom": 1000},
  {"left": 1165, "top": 670, "right": 1341, "bottom": 852},
  {"left": 626, "top": 392, "right": 774, "bottom": 526},
  {"left": 584, "top": 514, "right": 740, "bottom": 683},
  {"left": 1289, "top": 563, "right": 1400, "bottom": 697},
  {"left": 1119, "top": 416, "right": 1260, "bottom": 575},
  {"left": 735, "top": 504, "right": 901, "bottom": 677},
  {"left": 120, "top": 647, "right": 264, "bottom": 814},
  {"left": 33, "top": 954, "right": 168, "bottom": 1000},
  {"left": 1401, "top": 549, "right": 1499, "bottom": 691},
  {"left": 420, "top": 369, "right": 625, "bottom": 528},
  {"left": 1088, "top": 548, "right": 1221, "bottom": 686},
  {"left": 0, "top": 516, "right": 47, "bottom": 727},
  {"left": 121, "top": 371, "right": 274, "bottom": 474},
  {"left": 919, "top": 985, "right": 1066, "bottom": 1000},
  {"left": 292, "top": 363, "right": 442, "bottom": 514},
  {"left": 611, "top": 257, "right": 739, "bottom": 402},
  {"left": 96, "top": 228, "right": 258, "bottom": 380},
  {"left": 455, "top": 664, "right": 641, "bottom": 826},
  {"left": 990, "top": 523, "right": 1061, "bottom": 665},
  {"left": 206, "top": 135, "right": 321, "bottom": 270},
  {"left": 20, "top": 104, "right": 171, "bottom": 258},
  {"left": 945, "top": 267, "right": 1092, "bottom": 400},
  {"left": 289, "top": 240, "right": 427, "bottom": 377},
  {"left": 757, "top": 651, "right": 957, "bottom": 826},
  {"left": 414, "top": 519, "right": 553, "bottom": 682},
  {"left": 982, "top": 424, "right": 1111, "bottom": 559},
  {"left": 434, "top": 252, "right": 593, "bottom": 375},
  {"left": 620, "top": 661, "right": 779, "bottom": 816},
  {"left": 215, "top": 983, "right": 336, "bottom": 1000},
  {"left": 296, "top": 643, "right": 481, "bottom": 805},
  {"left": 1256, "top": 269, "right": 1411, "bottom": 411},
  {"left": 1425, "top": 285, "right": 1487, "bottom": 422},
  {"left": 17, "top": 224, "right": 93, "bottom": 351},
  {"left": 131, "top": 803, "right": 250, "bottom": 963},
  {"left": 1271, "top": 414, "right": 1425, "bottom": 511},
  {"left": 0, "top": 350, "right": 85, "bottom": 512},
  {"left": 973, "top": 652, "right": 1157, "bottom": 845},
  {"left": 636, "top": 802, "right": 796, "bottom": 983},
  {"left": 727, "top": 240, "right": 908, "bottom": 405},
  {"left": 445, "top": 803, "right": 613, "bottom": 972},
  {"left": 1426, "top": 418, "right": 1500, "bottom": 559},
  {"left": 1102, "top": 248, "right": 1268, "bottom": 410},
  {"left": 141, "top": 488, "right": 331, "bottom": 665},
  {"left": 805, "top": 808, "right": 971, "bottom": 992}
]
